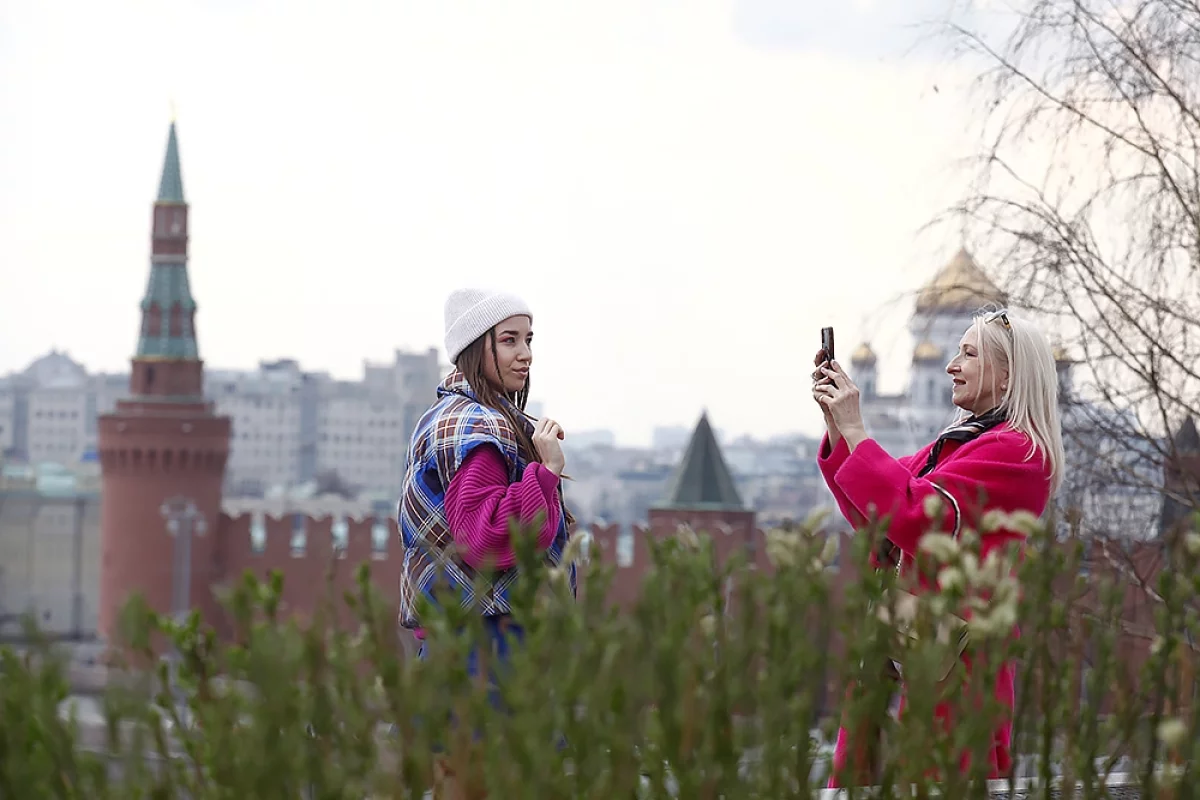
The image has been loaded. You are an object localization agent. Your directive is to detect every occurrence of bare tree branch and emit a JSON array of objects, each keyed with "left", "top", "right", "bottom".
[{"left": 934, "top": 0, "right": 1200, "bottom": 559}]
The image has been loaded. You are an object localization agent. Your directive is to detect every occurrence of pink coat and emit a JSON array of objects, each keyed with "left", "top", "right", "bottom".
[{"left": 817, "top": 425, "right": 1053, "bottom": 787}]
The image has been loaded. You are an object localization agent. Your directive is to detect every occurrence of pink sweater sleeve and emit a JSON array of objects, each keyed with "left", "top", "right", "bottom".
[
  {"left": 819, "top": 434, "right": 935, "bottom": 529},
  {"left": 444, "top": 444, "right": 563, "bottom": 571},
  {"left": 817, "top": 434, "right": 868, "bottom": 528}
]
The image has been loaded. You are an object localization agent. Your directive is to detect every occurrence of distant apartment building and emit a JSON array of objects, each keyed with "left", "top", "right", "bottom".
[
  {"left": 0, "top": 351, "right": 126, "bottom": 468},
  {"left": 0, "top": 348, "right": 444, "bottom": 496}
]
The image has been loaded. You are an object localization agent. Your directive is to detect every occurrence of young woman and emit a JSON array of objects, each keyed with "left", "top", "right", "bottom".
[
  {"left": 397, "top": 288, "right": 576, "bottom": 797},
  {"left": 812, "top": 308, "right": 1065, "bottom": 788},
  {"left": 399, "top": 287, "right": 575, "bottom": 648}
]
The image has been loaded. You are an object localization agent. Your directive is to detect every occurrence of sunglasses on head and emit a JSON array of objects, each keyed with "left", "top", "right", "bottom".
[{"left": 984, "top": 309, "right": 1011, "bottom": 329}]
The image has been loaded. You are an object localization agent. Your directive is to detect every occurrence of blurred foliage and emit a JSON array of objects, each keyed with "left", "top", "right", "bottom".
[{"left": 1, "top": 511, "right": 1198, "bottom": 798}]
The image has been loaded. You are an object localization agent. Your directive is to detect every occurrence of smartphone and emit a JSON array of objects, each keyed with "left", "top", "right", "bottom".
[{"left": 821, "top": 327, "right": 835, "bottom": 364}]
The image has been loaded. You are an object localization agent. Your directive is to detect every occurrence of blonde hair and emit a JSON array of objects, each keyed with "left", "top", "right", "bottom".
[{"left": 968, "top": 307, "right": 1066, "bottom": 493}]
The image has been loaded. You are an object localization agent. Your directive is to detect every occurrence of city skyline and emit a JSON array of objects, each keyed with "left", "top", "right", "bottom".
[{"left": 0, "top": 345, "right": 796, "bottom": 455}]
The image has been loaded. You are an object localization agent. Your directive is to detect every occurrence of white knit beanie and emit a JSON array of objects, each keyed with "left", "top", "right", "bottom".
[{"left": 444, "top": 288, "right": 533, "bottom": 365}]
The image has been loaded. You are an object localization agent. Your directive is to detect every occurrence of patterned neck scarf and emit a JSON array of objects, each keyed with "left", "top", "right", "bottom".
[
  {"left": 916, "top": 407, "right": 1009, "bottom": 478},
  {"left": 439, "top": 371, "right": 531, "bottom": 430}
]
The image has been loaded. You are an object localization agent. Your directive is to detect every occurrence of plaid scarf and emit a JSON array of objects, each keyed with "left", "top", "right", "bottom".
[
  {"left": 397, "top": 371, "right": 575, "bottom": 629},
  {"left": 877, "top": 407, "right": 1009, "bottom": 570}
]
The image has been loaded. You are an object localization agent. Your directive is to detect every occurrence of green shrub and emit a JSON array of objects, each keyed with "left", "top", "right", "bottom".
[{"left": 1, "top": 512, "right": 1198, "bottom": 798}]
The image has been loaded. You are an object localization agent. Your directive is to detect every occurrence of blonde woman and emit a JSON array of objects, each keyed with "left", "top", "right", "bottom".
[{"left": 812, "top": 308, "right": 1065, "bottom": 787}]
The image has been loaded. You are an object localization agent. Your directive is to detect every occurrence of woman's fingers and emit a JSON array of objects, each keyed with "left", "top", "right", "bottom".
[
  {"left": 821, "top": 363, "right": 858, "bottom": 390},
  {"left": 541, "top": 418, "right": 565, "bottom": 440}
]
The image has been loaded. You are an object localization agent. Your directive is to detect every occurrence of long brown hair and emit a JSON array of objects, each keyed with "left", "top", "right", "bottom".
[{"left": 456, "top": 327, "right": 575, "bottom": 527}]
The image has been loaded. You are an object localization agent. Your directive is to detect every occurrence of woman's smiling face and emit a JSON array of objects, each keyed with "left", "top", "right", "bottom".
[{"left": 946, "top": 325, "right": 1008, "bottom": 416}]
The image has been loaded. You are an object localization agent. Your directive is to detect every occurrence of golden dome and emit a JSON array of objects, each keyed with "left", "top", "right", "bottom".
[
  {"left": 1052, "top": 344, "right": 1072, "bottom": 363},
  {"left": 913, "top": 340, "right": 944, "bottom": 362},
  {"left": 851, "top": 342, "right": 877, "bottom": 364},
  {"left": 914, "top": 248, "right": 1007, "bottom": 314}
]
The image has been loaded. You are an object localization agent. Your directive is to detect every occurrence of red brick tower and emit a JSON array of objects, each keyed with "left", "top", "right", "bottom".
[{"left": 97, "top": 122, "right": 231, "bottom": 642}]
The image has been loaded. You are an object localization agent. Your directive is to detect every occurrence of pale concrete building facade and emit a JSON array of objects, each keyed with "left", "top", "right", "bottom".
[{"left": 0, "top": 465, "right": 101, "bottom": 638}]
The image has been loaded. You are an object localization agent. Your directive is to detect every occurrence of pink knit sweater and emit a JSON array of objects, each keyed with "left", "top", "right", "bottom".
[{"left": 412, "top": 444, "right": 562, "bottom": 640}]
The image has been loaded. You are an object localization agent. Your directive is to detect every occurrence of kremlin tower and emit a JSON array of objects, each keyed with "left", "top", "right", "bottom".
[{"left": 97, "top": 122, "right": 232, "bottom": 643}]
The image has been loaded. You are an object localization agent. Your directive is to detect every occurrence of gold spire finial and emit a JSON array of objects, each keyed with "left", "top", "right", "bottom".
[{"left": 170, "top": 99, "right": 177, "bottom": 123}]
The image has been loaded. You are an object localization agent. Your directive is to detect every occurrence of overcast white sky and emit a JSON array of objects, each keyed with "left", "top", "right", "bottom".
[{"left": 0, "top": 0, "right": 1019, "bottom": 445}]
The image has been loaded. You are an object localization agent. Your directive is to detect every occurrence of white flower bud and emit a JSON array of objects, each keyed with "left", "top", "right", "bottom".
[
  {"left": 765, "top": 529, "right": 800, "bottom": 568},
  {"left": 976, "top": 550, "right": 1007, "bottom": 588},
  {"left": 561, "top": 531, "right": 587, "bottom": 565},
  {"left": 981, "top": 510, "right": 1009, "bottom": 532},
  {"left": 820, "top": 536, "right": 840, "bottom": 566},
  {"left": 968, "top": 611, "right": 1002, "bottom": 638},
  {"left": 1157, "top": 717, "right": 1187, "bottom": 749},
  {"left": 988, "top": 600, "right": 1018, "bottom": 632},
  {"left": 1008, "top": 510, "right": 1041, "bottom": 536},
  {"left": 962, "top": 553, "right": 981, "bottom": 586},
  {"left": 676, "top": 524, "right": 700, "bottom": 549},
  {"left": 923, "top": 494, "right": 945, "bottom": 520},
  {"left": 992, "top": 576, "right": 1020, "bottom": 605},
  {"left": 938, "top": 566, "right": 965, "bottom": 592},
  {"left": 1185, "top": 533, "right": 1200, "bottom": 558},
  {"left": 959, "top": 528, "right": 980, "bottom": 549},
  {"left": 804, "top": 507, "right": 832, "bottom": 533},
  {"left": 919, "top": 533, "right": 959, "bottom": 562}
]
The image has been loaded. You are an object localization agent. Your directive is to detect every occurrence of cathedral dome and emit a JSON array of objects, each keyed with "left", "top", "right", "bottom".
[
  {"left": 912, "top": 340, "right": 944, "bottom": 362},
  {"left": 915, "top": 248, "right": 1007, "bottom": 314},
  {"left": 851, "top": 342, "right": 877, "bottom": 365},
  {"left": 1052, "top": 344, "right": 1071, "bottom": 363}
]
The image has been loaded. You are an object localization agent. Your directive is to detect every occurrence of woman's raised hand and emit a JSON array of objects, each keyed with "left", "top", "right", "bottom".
[
  {"left": 532, "top": 417, "right": 567, "bottom": 476},
  {"left": 811, "top": 348, "right": 840, "bottom": 434},
  {"left": 813, "top": 360, "right": 865, "bottom": 437}
]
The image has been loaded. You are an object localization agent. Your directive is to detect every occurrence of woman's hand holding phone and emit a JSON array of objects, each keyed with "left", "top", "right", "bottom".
[{"left": 812, "top": 347, "right": 842, "bottom": 446}]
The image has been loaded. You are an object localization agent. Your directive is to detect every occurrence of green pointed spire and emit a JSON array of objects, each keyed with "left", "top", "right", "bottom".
[
  {"left": 157, "top": 122, "right": 185, "bottom": 204},
  {"left": 654, "top": 412, "right": 745, "bottom": 511},
  {"left": 136, "top": 121, "right": 199, "bottom": 363}
]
